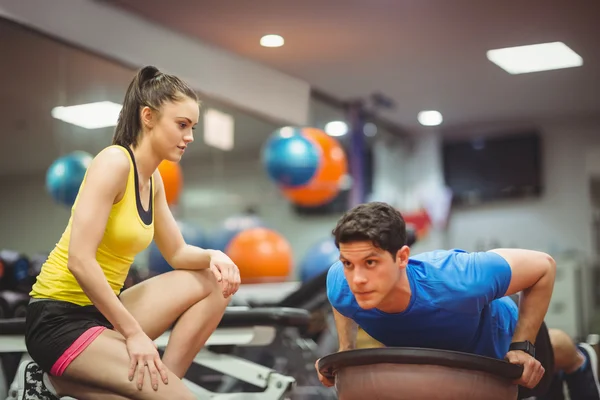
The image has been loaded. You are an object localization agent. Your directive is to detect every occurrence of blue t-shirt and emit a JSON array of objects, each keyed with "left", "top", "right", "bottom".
[{"left": 326, "top": 249, "right": 517, "bottom": 360}]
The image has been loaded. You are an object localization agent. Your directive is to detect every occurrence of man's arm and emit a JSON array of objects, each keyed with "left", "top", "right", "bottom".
[
  {"left": 332, "top": 307, "right": 359, "bottom": 351},
  {"left": 489, "top": 248, "right": 557, "bottom": 344}
]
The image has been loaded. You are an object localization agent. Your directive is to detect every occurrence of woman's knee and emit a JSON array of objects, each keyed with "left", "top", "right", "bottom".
[
  {"left": 172, "top": 268, "right": 222, "bottom": 301},
  {"left": 194, "top": 269, "right": 233, "bottom": 293},
  {"left": 208, "top": 277, "right": 233, "bottom": 311},
  {"left": 191, "top": 269, "right": 231, "bottom": 308}
]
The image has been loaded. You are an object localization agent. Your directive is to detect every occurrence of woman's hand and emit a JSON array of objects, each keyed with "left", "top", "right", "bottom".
[
  {"left": 126, "top": 331, "right": 169, "bottom": 391},
  {"left": 209, "top": 250, "right": 241, "bottom": 297}
]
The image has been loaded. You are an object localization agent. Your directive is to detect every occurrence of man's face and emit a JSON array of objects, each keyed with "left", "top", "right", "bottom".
[{"left": 339, "top": 241, "right": 407, "bottom": 310}]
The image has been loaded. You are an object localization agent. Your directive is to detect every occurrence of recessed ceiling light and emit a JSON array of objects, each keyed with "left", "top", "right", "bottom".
[
  {"left": 364, "top": 122, "right": 378, "bottom": 137},
  {"left": 260, "top": 34, "right": 284, "bottom": 48},
  {"left": 325, "top": 121, "right": 348, "bottom": 137},
  {"left": 278, "top": 126, "right": 295, "bottom": 138},
  {"left": 486, "top": 41, "right": 583, "bottom": 75},
  {"left": 51, "top": 101, "right": 122, "bottom": 129},
  {"left": 418, "top": 110, "right": 443, "bottom": 127}
]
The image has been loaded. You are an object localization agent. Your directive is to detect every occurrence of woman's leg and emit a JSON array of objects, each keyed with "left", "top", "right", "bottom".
[
  {"left": 49, "top": 329, "right": 196, "bottom": 400},
  {"left": 31, "top": 268, "right": 226, "bottom": 399},
  {"left": 50, "top": 380, "right": 127, "bottom": 400},
  {"left": 119, "top": 268, "right": 230, "bottom": 377}
]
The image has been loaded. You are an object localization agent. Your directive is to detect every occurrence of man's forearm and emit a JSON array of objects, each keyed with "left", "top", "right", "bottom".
[
  {"left": 512, "top": 265, "right": 556, "bottom": 344},
  {"left": 170, "top": 245, "right": 213, "bottom": 271},
  {"left": 333, "top": 308, "right": 358, "bottom": 351}
]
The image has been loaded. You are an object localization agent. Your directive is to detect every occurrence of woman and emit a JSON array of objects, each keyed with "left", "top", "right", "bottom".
[{"left": 17, "top": 66, "right": 240, "bottom": 400}]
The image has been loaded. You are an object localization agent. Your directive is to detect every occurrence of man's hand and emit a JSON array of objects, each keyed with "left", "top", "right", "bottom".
[
  {"left": 315, "top": 359, "right": 335, "bottom": 387},
  {"left": 505, "top": 350, "right": 545, "bottom": 389}
]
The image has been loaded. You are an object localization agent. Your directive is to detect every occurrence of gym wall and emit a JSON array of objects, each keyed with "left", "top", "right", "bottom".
[
  {"left": 0, "top": 174, "right": 72, "bottom": 256},
  {"left": 374, "top": 121, "right": 600, "bottom": 259},
  {"left": 447, "top": 122, "right": 598, "bottom": 259}
]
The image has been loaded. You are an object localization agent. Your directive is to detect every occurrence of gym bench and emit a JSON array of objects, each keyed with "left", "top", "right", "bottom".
[{"left": 0, "top": 306, "right": 310, "bottom": 400}]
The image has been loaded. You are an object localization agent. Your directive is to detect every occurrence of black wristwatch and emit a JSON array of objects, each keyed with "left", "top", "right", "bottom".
[{"left": 509, "top": 340, "right": 536, "bottom": 357}]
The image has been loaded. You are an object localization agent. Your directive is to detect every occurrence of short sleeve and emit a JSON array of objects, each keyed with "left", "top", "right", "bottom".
[
  {"left": 326, "top": 261, "right": 355, "bottom": 317},
  {"left": 454, "top": 250, "right": 513, "bottom": 306}
]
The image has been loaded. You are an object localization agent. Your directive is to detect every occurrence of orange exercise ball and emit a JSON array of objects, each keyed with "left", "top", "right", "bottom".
[
  {"left": 158, "top": 160, "right": 183, "bottom": 205},
  {"left": 282, "top": 128, "right": 348, "bottom": 207},
  {"left": 226, "top": 227, "right": 293, "bottom": 283}
]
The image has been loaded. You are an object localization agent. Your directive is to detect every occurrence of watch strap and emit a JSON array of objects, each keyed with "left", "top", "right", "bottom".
[{"left": 509, "top": 341, "right": 536, "bottom": 357}]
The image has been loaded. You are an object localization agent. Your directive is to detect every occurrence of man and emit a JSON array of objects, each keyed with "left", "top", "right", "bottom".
[{"left": 317, "top": 202, "right": 600, "bottom": 400}]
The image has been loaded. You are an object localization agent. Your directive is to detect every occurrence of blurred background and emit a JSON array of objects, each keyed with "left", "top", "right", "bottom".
[{"left": 1, "top": 0, "right": 600, "bottom": 360}]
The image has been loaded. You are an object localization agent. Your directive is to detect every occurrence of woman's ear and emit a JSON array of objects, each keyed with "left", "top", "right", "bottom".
[{"left": 140, "top": 106, "right": 156, "bottom": 129}]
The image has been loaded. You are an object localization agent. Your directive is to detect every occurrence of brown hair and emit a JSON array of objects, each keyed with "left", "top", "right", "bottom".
[
  {"left": 112, "top": 66, "right": 198, "bottom": 148},
  {"left": 332, "top": 202, "right": 407, "bottom": 259}
]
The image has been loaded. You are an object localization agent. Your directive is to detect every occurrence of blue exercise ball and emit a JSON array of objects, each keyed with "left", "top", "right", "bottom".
[
  {"left": 148, "top": 221, "right": 207, "bottom": 275},
  {"left": 298, "top": 237, "right": 340, "bottom": 282},
  {"left": 209, "top": 214, "right": 264, "bottom": 253},
  {"left": 261, "top": 127, "right": 320, "bottom": 188},
  {"left": 46, "top": 151, "right": 93, "bottom": 207}
]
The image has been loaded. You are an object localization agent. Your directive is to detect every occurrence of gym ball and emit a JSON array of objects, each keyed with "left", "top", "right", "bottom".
[
  {"left": 226, "top": 227, "right": 293, "bottom": 283},
  {"left": 298, "top": 237, "right": 339, "bottom": 282},
  {"left": 281, "top": 128, "right": 348, "bottom": 207},
  {"left": 318, "top": 347, "right": 523, "bottom": 400},
  {"left": 261, "top": 126, "right": 321, "bottom": 187},
  {"left": 158, "top": 160, "right": 183, "bottom": 206},
  {"left": 46, "top": 151, "right": 93, "bottom": 207},
  {"left": 148, "top": 221, "right": 207, "bottom": 275},
  {"left": 209, "top": 214, "right": 264, "bottom": 253}
]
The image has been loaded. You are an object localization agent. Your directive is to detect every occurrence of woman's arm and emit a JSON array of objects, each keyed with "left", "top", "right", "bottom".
[
  {"left": 150, "top": 170, "right": 212, "bottom": 270},
  {"left": 151, "top": 170, "right": 240, "bottom": 296},
  {"left": 67, "top": 147, "right": 143, "bottom": 339}
]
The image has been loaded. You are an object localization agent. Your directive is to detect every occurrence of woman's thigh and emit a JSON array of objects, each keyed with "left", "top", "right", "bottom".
[
  {"left": 61, "top": 329, "right": 195, "bottom": 400},
  {"left": 25, "top": 299, "right": 113, "bottom": 374},
  {"left": 119, "top": 268, "right": 223, "bottom": 339}
]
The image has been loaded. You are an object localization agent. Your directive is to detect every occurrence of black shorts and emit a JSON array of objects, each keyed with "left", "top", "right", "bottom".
[
  {"left": 518, "top": 321, "right": 555, "bottom": 399},
  {"left": 24, "top": 298, "right": 114, "bottom": 376}
]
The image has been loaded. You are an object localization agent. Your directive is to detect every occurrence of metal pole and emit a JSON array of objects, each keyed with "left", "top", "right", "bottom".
[{"left": 347, "top": 101, "right": 367, "bottom": 208}]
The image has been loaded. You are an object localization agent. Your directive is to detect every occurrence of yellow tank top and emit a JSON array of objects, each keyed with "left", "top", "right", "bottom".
[{"left": 31, "top": 145, "right": 155, "bottom": 306}]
